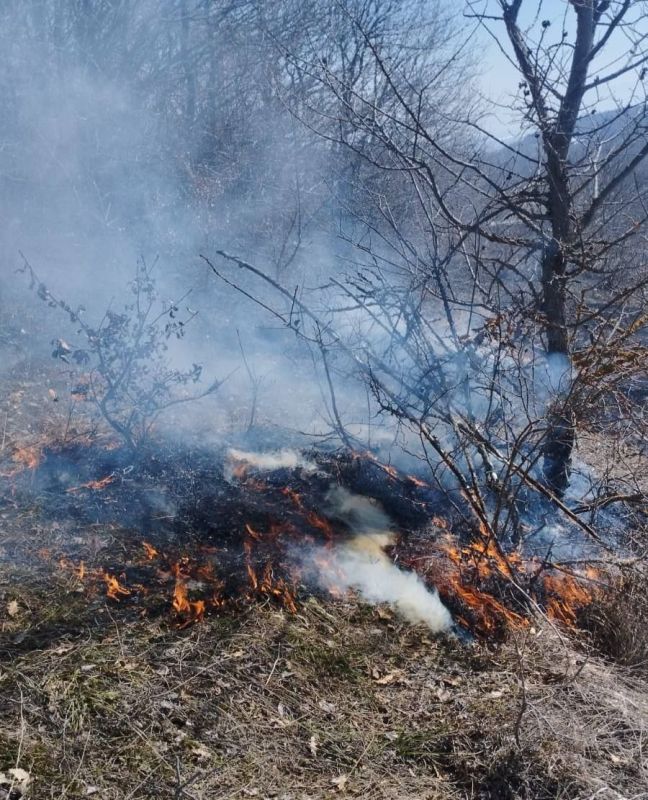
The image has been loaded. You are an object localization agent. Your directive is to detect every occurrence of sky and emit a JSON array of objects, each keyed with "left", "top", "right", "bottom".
[{"left": 465, "top": 0, "right": 648, "bottom": 137}]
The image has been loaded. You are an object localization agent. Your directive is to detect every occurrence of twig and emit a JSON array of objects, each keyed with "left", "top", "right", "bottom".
[
  {"left": 572, "top": 492, "right": 645, "bottom": 514},
  {"left": 512, "top": 636, "right": 528, "bottom": 748},
  {"left": 265, "top": 647, "right": 282, "bottom": 686},
  {"left": 0, "top": 410, "right": 8, "bottom": 452}
]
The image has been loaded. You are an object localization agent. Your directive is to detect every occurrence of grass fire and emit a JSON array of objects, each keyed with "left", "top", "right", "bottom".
[
  {"left": 2, "top": 2, "right": 648, "bottom": 798},
  {"left": 1, "top": 436, "right": 606, "bottom": 640}
]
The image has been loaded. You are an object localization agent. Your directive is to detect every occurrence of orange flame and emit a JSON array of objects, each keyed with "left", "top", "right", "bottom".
[
  {"left": 172, "top": 579, "right": 206, "bottom": 622},
  {"left": 103, "top": 572, "right": 131, "bottom": 600},
  {"left": 543, "top": 572, "right": 597, "bottom": 625},
  {"left": 171, "top": 562, "right": 206, "bottom": 624},
  {"left": 427, "top": 531, "right": 601, "bottom": 636},
  {"left": 2, "top": 445, "right": 41, "bottom": 476},
  {"left": 142, "top": 542, "right": 158, "bottom": 559}
]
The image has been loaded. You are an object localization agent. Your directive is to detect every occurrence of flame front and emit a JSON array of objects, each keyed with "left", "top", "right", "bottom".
[
  {"left": 419, "top": 533, "right": 600, "bottom": 636},
  {"left": 17, "top": 439, "right": 603, "bottom": 636}
]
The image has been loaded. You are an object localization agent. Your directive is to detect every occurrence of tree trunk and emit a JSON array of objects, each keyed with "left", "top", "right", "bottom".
[{"left": 541, "top": 231, "right": 574, "bottom": 497}]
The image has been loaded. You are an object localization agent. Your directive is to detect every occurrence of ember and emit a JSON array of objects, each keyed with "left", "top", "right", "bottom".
[{"left": 65, "top": 474, "right": 116, "bottom": 493}]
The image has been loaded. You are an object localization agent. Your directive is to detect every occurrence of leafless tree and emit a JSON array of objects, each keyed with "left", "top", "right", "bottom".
[{"left": 272, "top": 0, "right": 648, "bottom": 498}]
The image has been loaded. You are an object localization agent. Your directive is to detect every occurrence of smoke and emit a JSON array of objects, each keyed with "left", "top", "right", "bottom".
[
  {"left": 222, "top": 449, "right": 451, "bottom": 631},
  {"left": 0, "top": 2, "right": 498, "bottom": 478},
  {"left": 309, "top": 488, "right": 452, "bottom": 632},
  {"left": 0, "top": 2, "right": 607, "bottom": 549},
  {"left": 225, "top": 448, "right": 318, "bottom": 479}
]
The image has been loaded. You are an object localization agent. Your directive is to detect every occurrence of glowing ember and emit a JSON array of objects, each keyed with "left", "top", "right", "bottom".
[
  {"left": 245, "top": 523, "right": 262, "bottom": 541},
  {"left": 281, "top": 486, "right": 304, "bottom": 509},
  {"left": 65, "top": 475, "right": 116, "bottom": 493}
]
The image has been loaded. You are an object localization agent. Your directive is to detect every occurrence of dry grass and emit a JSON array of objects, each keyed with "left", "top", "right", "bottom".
[
  {"left": 580, "top": 566, "right": 648, "bottom": 672},
  {"left": 1, "top": 580, "right": 648, "bottom": 800}
]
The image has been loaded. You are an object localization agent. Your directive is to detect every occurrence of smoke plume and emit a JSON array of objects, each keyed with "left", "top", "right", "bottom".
[{"left": 310, "top": 488, "right": 452, "bottom": 632}]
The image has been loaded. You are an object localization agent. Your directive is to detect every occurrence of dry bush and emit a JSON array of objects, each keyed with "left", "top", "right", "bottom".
[{"left": 580, "top": 566, "right": 648, "bottom": 672}]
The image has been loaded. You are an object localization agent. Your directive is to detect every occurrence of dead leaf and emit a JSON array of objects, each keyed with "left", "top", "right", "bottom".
[
  {"left": 191, "top": 743, "right": 212, "bottom": 760},
  {"left": 331, "top": 774, "right": 348, "bottom": 792},
  {"left": 51, "top": 643, "right": 74, "bottom": 656},
  {"left": 9, "top": 768, "right": 31, "bottom": 786},
  {"left": 435, "top": 687, "right": 452, "bottom": 703},
  {"left": 318, "top": 699, "right": 336, "bottom": 713},
  {"left": 116, "top": 659, "right": 139, "bottom": 671},
  {"left": 373, "top": 669, "right": 405, "bottom": 685}
]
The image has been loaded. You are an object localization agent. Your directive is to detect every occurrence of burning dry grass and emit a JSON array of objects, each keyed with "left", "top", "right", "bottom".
[
  {"left": 0, "top": 361, "right": 618, "bottom": 640},
  {"left": 1, "top": 586, "right": 647, "bottom": 800},
  {"left": 0, "top": 430, "right": 610, "bottom": 640}
]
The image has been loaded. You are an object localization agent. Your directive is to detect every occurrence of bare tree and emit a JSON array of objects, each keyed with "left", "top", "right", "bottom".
[{"left": 275, "top": 0, "right": 648, "bottom": 497}]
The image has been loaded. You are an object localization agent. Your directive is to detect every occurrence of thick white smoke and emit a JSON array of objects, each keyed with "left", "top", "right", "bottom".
[
  {"left": 312, "top": 488, "right": 452, "bottom": 632},
  {"left": 225, "top": 453, "right": 451, "bottom": 631}
]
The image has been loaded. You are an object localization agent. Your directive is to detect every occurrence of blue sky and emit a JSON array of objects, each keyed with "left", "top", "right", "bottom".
[{"left": 464, "top": 0, "right": 648, "bottom": 136}]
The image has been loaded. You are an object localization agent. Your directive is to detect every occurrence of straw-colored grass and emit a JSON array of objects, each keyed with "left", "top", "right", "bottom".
[{"left": 1, "top": 581, "right": 647, "bottom": 799}]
